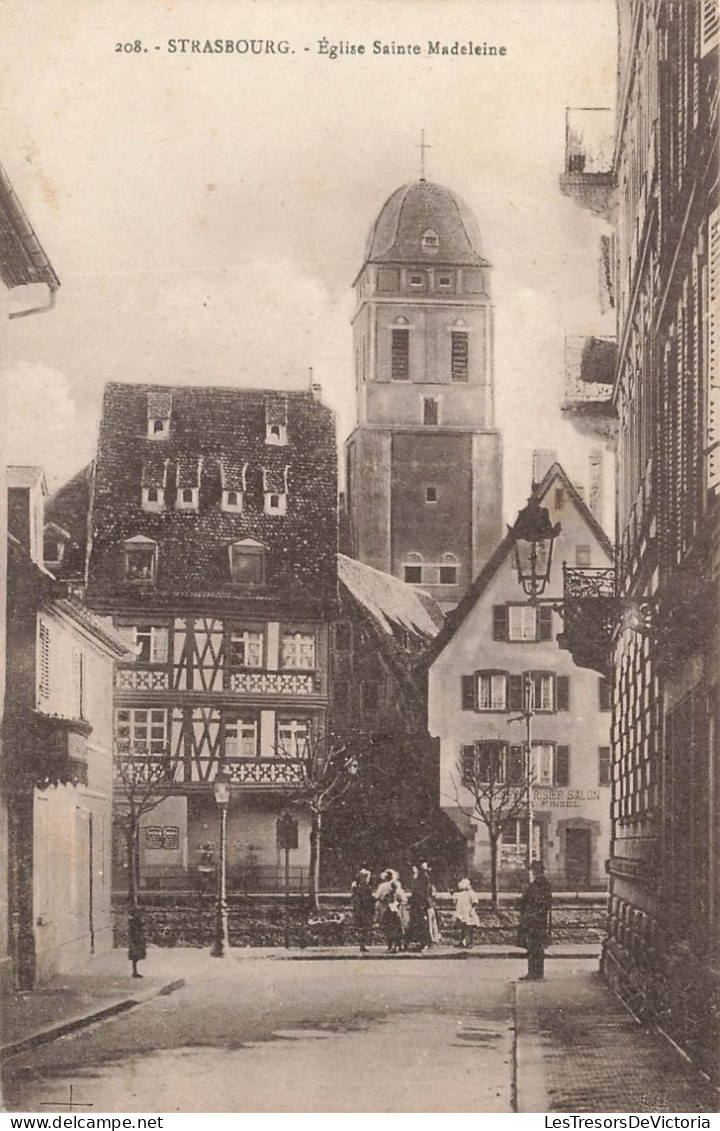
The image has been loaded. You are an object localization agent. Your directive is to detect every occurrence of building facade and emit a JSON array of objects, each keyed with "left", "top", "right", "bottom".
[
  {"left": 48, "top": 383, "right": 338, "bottom": 894},
  {"left": 1, "top": 163, "right": 60, "bottom": 991},
  {"left": 559, "top": 0, "right": 719, "bottom": 1075},
  {"left": 345, "top": 179, "right": 503, "bottom": 610},
  {"left": 5, "top": 467, "right": 129, "bottom": 987},
  {"left": 428, "top": 460, "right": 613, "bottom": 890}
]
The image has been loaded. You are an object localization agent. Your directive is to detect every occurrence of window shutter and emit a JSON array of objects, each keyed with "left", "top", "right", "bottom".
[
  {"left": 538, "top": 605, "right": 553, "bottom": 641},
  {"left": 555, "top": 745, "right": 570, "bottom": 787},
  {"left": 708, "top": 207, "right": 720, "bottom": 492},
  {"left": 557, "top": 675, "right": 570, "bottom": 711},
  {"left": 461, "top": 675, "right": 476, "bottom": 710},
  {"left": 701, "top": 0, "right": 719, "bottom": 55},
  {"left": 507, "top": 674, "right": 524, "bottom": 710},
  {"left": 508, "top": 745, "right": 524, "bottom": 784},
  {"left": 493, "top": 605, "right": 508, "bottom": 641}
]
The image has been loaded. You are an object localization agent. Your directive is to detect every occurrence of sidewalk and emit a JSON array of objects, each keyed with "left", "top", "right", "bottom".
[
  {"left": 515, "top": 964, "right": 718, "bottom": 1113},
  {"left": 0, "top": 950, "right": 185, "bottom": 1062}
]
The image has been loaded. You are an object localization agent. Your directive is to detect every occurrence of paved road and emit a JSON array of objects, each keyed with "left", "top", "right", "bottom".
[{"left": 3, "top": 956, "right": 523, "bottom": 1113}]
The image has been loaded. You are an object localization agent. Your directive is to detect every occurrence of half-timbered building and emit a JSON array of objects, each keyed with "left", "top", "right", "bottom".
[{"left": 47, "top": 382, "right": 338, "bottom": 893}]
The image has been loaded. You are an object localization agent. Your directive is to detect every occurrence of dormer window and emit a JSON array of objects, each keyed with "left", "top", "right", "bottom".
[
  {"left": 147, "top": 391, "right": 172, "bottom": 440},
  {"left": 265, "top": 396, "right": 288, "bottom": 446},
  {"left": 175, "top": 456, "right": 202, "bottom": 511},
  {"left": 141, "top": 458, "right": 168, "bottom": 513},
  {"left": 123, "top": 536, "right": 158, "bottom": 583},
  {"left": 229, "top": 538, "right": 266, "bottom": 585},
  {"left": 421, "top": 229, "right": 439, "bottom": 255},
  {"left": 263, "top": 466, "right": 288, "bottom": 515},
  {"left": 220, "top": 461, "right": 247, "bottom": 514}
]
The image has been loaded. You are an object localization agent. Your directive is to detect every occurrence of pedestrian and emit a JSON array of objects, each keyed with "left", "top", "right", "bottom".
[
  {"left": 374, "top": 869, "right": 404, "bottom": 953},
  {"left": 452, "top": 877, "right": 480, "bottom": 948},
  {"left": 517, "top": 860, "right": 552, "bottom": 980},
  {"left": 407, "top": 862, "right": 433, "bottom": 951},
  {"left": 423, "top": 862, "right": 442, "bottom": 945},
  {"left": 350, "top": 866, "right": 375, "bottom": 953},
  {"left": 128, "top": 906, "right": 147, "bottom": 978}
]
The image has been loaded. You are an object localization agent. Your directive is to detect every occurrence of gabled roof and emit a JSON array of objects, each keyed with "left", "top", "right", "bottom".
[
  {"left": 425, "top": 460, "right": 613, "bottom": 666},
  {"left": 533, "top": 461, "right": 613, "bottom": 558},
  {"left": 0, "top": 163, "right": 60, "bottom": 291},
  {"left": 338, "top": 553, "right": 444, "bottom": 640}
]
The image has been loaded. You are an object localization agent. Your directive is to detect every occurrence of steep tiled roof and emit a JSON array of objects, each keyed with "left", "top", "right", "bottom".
[
  {"left": 338, "top": 553, "right": 444, "bottom": 640},
  {"left": 84, "top": 383, "right": 338, "bottom": 613},
  {"left": 0, "top": 163, "right": 60, "bottom": 291},
  {"left": 45, "top": 463, "right": 94, "bottom": 579}
]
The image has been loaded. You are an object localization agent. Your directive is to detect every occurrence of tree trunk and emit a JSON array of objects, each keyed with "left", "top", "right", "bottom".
[
  {"left": 126, "top": 822, "right": 139, "bottom": 911},
  {"left": 489, "top": 831, "right": 499, "bottom": 911},
  {"left": 308, "top": 811, "right": 322, "bottom": 913}
]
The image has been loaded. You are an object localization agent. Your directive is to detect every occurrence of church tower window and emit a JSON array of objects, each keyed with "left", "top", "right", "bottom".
[
  {"left": 391, "top": 328, "right": 410, "bottom": 380},
  {"left": 421, "top": 229, "right": 439, "bottom": 254},
  {"left": 438, "top": 553, "right": 459, "bottom": 585},
  {"left": 451, "top": 330, "right": 469, "bottom": 382},
  {"left": 423, "top": 396, "right": 439, "bottom": 425},
  {"left": 403, "top": 553, "right": 423, "bottom": 584}
]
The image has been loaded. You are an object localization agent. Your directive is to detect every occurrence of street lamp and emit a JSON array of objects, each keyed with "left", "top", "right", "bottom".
[
  {"left": 210, "top": 768, "right": 231, "bottom": 958},
  {"left": 508, "top": 497, "right": 562, "bottom": 602}
]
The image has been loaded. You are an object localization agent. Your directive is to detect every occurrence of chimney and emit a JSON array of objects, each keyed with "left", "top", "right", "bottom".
[
  {"left": 531, "top": 450, "right": 558, "bottom": 489},
  {"left": 7, "top": 466, "right": 47, "bottom": 565},
  {"left": 588, "top": 447, "right": 604, "bottom": 521}
]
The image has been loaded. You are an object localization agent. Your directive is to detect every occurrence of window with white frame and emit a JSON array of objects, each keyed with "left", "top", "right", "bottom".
[
  {"left": 526, "top": 671, "right": 555, "bottom": 712},
  {"left": 229, "top": 539, "right": 266, "bottom": 584},
  {"left": 277, "top": 717, "right": 310, "bottom": 758},
  {"left": 533, "top": 742, "right": 555, "bottom": 787},
  {"left": 281, "top": 631, "right": 316, "bottom": 669},
  {"left": 265, "top": 423, "right": 287, "bottom": 446},
  {"left": 176, "top": 485, "right": 199, "bottom": 511},
  {"left": 115, "top": 708, "right": 167, "bottom": 754},
  {"left": 121, "top": 625, "right": 169, "bottom": 664},
  {"left": 142, "top": 486, "right": 165, "bottom": 513},
  {"left": 508, "top": 605, "right": 537, "bottom": 642},
  {"left": 147, "top": 417, "right": 169, "bottom": 440},
  {"left": 502, "top": 818, "right": 529, "bottom": 849},
  {"left": 222, "top": 489, "right": 243, "bottom": 513},
  {"left": 225, "top": 717, "right": 258, "bottom": 759},
  {"left": 123, "top": 537, "right": 157, "bottom": 583},
  {"left": 229, "top": 630, "right": 263, "bottom": 668},
  {"left": 477, "top": 672, "right": 507, "bottom": 711}
]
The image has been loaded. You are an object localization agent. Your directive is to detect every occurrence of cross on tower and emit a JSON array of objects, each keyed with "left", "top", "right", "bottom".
[{"left": 417, "top": 130, "right": 431, "bottom": 180}]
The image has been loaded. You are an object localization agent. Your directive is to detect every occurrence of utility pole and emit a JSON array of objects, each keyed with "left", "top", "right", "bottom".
[{"left": 509, "top": 673, "right": 535, "bottom": 874}]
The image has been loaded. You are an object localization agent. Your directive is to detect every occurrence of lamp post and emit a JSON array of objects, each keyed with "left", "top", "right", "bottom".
[
  {"left": 508, "top": 496, "right": 561, "bottom": 603},
  {"left": 210, "top": 769, "right": 231, "bottom": 958}
]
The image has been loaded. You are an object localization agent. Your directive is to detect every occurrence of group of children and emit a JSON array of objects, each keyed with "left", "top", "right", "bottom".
[{"left": 351, "top": 867, "right": 482, "bottom": 952}]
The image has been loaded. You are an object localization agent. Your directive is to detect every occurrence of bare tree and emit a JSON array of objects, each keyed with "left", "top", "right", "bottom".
[
  {"left": 276, "top": 732, "right": 358, "bottom": 913},
  {"left": 451, "top": 742, "right": 534, "bottom": 909},
  {"left": 114, "top": 740, "right": 179, "bottom": 914}
]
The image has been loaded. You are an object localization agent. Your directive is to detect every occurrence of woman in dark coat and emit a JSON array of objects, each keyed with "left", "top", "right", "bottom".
[
  {"left": 406, "top": 863, "right": 433, "bottom": 951},
  {"left": 518, "top": 861, "right": 553, "bottom": 980},
  {"left": 350, "top": 867, "right": 375, "bottom": 953},
  {"left": 128, "top": 907, "right": 147, "bottom": 978}
]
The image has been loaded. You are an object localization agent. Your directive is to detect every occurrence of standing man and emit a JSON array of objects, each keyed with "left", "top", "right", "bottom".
[
  {"left": 518, "top": 861, "right": 552, "bottom": 980},
  {"left": 350, "top": 867, "right": 375, "bottom": 953}
]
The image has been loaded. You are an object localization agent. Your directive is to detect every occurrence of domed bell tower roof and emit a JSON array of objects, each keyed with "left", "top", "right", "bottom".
[{"left": 363, "top": 180, "right": 490, "bottom": 267}]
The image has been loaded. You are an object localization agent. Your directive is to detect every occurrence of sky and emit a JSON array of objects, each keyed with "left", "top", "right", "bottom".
[{"left": 0, "top": 0, "right": 617, "bottom": 525}]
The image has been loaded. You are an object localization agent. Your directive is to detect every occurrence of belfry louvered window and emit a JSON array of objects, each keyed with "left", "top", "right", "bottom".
[
  {"left": 391, "top": 328, "right": 410, "bottom": 380},
  {"left": 451, "top": 331, "right": 469, "bottom": 381}
]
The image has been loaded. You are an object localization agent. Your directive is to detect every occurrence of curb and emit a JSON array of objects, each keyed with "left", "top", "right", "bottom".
[
  {"left": 514, "top": 982, "right": 550, "bottom": 1114},
  {"left": 272, "top": 949, "right": 601, "bottom": 961},
  {"left": 0, "top": 978, "right": 185, "bottom": 1062}
]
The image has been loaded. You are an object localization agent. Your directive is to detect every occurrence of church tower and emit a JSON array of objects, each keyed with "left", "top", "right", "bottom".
[{"left": 345, "top": 179, "right": 503, "bottom": 609}]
